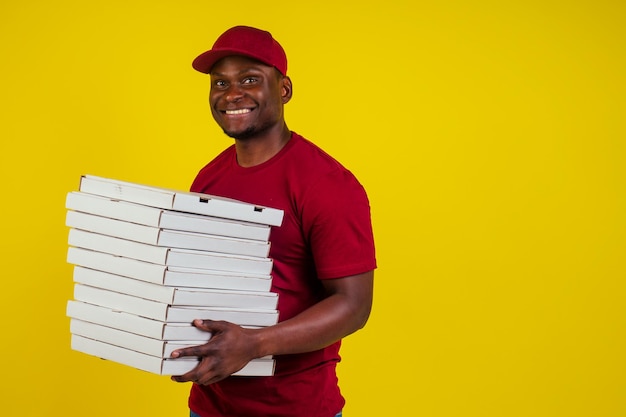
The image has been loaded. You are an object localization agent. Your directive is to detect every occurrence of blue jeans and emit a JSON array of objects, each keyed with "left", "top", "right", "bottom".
[{"left": 191, "top": 411, "right": 342, "bottom": 417}]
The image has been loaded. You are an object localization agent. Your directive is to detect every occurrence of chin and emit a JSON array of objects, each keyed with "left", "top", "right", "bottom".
[
  {"left": 223, "top": 128, "right": 255, "bottom": 140},
  {"left": 223, "top": 123, "right": 270, "bottom": 140}
]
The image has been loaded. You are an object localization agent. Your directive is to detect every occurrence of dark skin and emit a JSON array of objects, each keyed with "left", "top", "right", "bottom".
[
  {"left": 208, "top": 55, "right": 293, "bottom": 167},
  {"left": 171, "top": 55, "right": 374, "bottom": 385}
]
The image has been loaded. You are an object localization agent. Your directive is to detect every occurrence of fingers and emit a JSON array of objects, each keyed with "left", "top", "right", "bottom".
[
  {"left": 170, "top": 357, "right": 229, "bottom": 385},
  {"left": 170, "top": 365, "right": 201, "bottom": 383},
  {"left": 170, "top": 343, "right": 206, "bottom": 359},
  {"left": 192, "top": 318, "right": 228, "bottom": 332},
  {"left": 170, "top": 319, "right": 226, "bottom": 358},
  {"left": 169, "top": 319, "right": 248, "bottom": 386}
]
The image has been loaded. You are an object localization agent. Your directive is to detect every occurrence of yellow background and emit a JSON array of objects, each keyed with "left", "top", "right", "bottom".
[{"left": 1, "top": 1, "right": 624, "bottom": 415}]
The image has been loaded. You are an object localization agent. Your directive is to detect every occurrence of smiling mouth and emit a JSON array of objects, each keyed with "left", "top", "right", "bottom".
[{"left": 224, "top": 109, "right": 252, "bottom": 115}]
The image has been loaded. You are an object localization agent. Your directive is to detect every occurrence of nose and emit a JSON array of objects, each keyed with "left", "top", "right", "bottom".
[{"left": 224, "top": 84, "right": 244, "bottom": 103}]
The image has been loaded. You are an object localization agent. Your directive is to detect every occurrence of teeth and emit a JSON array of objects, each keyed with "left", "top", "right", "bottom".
[{"left": 225, "top": 109, "right": 251, "bottom": 115}]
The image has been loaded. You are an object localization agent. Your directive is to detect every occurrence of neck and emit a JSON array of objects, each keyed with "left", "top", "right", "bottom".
[{"left": 234, "top": 124, "right": 292, "bottom": 167}]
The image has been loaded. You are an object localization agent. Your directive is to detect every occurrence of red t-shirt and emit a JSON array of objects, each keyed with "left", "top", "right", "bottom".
[{"left": 188, "top": 132, "right": 377, "bottom": 417}]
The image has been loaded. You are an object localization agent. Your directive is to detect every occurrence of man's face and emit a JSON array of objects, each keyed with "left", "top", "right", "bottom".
[{"left": 209, "top": 55, "right": 291, "bottom": 140}]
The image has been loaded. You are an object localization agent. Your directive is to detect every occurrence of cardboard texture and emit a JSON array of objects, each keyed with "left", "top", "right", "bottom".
[
  {"left": 73, "top": 266, "right": 278, "bottom": 309},
  {"left": 78, "top": 175, "right": 284, "bottom": 226},
  {"left": 66, "top": 211, "right": 271, "bottom": 258},
  {"left": 71, "top": 334, "right": 275, "bottom": 376},
  {"left": 73, "top": 284, "right": 279, "bottom": 326},
  {"left": 67, "top": 247, "right": 273, "bottom": 291},
  {"left": 72, "top": 318, "right": 268, "bottom": 360},
  {"left": 70, "top": 318, "right": 200, "bottom": 358},
  {"left": 66, "top": 175, "right": 282, "bottom": 379},
  {"left": 68, "top": 229, "right": 273, "bottom": 275},
  {"left": 66, "top": 300, "right": 213, "bottom": 341},
  {"left": 66, "top": 191, "right": 271, "bottom": 241}
]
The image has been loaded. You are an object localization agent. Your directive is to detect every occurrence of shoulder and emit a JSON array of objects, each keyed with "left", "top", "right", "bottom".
[
  {"left": 286, "top": 133, "right": 370, "bottom": 213},
  {"left": 288, "top": 132, "right": 347, "bottom": 173},
  {"left": 283, "top": 132, "right": 363, "bottom": 194}
]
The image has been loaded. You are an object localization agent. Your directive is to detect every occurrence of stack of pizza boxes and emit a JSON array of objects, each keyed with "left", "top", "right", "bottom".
[{"left": 65, "top": 175, "right": 283, "bottom": 376}]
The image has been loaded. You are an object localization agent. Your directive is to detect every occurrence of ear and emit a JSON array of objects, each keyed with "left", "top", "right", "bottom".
[{"left": 281, "top": 76, "right": 293, "bottom": 104}]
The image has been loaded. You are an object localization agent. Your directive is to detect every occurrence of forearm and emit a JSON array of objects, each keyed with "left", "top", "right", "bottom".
[
  {"left": 170, "top": 271, "right": 374, "bottom": 384},
  {"left": 251, "top": 271, "right": 373, "bottom": 357}
]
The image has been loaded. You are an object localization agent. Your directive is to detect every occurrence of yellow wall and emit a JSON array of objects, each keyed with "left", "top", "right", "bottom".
[{"left": 1, "top": 1, "right": 624, "bottom": 415}]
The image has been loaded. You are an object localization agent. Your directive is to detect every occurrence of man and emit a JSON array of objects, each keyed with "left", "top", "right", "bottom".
[{"left": 170, "top": 26, "right": 377, "bottom": 417}]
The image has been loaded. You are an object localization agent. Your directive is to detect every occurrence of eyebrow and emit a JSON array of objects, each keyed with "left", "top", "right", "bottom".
[{"left": 211, "top": 66, "right": 267, "bottom": 77}]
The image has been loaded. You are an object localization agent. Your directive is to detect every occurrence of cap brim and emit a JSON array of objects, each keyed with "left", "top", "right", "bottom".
[{"left": 192, "top": 49, "right": 276, "bottom": 74}]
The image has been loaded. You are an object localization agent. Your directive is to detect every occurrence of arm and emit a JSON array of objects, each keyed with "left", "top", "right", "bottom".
[{"left": 170, "top": 270, "right": 374, "bottom": 385}]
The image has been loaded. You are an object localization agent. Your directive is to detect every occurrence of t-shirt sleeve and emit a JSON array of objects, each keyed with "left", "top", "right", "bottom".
[{"left": 301, "top": 168, "right": 377, "bottom": 279}]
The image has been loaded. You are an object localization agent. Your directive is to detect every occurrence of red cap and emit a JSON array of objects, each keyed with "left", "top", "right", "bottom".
[{"left": 192, "top": 26, "right": 287, "bottom": 75}]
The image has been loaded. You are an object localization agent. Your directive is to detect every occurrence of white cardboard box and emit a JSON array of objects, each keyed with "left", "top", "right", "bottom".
[
  {"left": 73, "top": 284, "right": 279, "bottom": 326},
  {"left": 66, "top": 191, "right": 271, "bottom": 241},
  {"left": 67, "top": 247, "right": 272, "bottom": 291},
  {"left": 66, "top": 210, "right": 271, "bottom": 258},
  {"left": 68, "top": 229, "right": 273, "bottom": 275},
  {"left": 73, "top": 266, "right": 278, "bottom": 309},
  {"left": 71, "top": 318, "right": 270, "bottom": 360},
  {"left": 70, "top": 318, "right": 200, "bottom": 358},
  {"left": 66, "top": 300, "right": 212, "bottom": 341},
  {"left": 78, "top": 175, "right": 284, "bottom": 226},
  {"left": 71, "top": 334, "right": 275, "bottom": 376}
]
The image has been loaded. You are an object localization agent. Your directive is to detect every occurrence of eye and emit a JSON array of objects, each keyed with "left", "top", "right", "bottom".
[
  {"left": 242, "top": 77, "right": 258, "bottom": 85},
  {"left": 213, "top": 80, "right": 227, "bottom": 89}
]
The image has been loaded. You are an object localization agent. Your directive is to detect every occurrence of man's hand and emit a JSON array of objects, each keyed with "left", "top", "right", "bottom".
[
  {"left": 170, "top": 271, "right": 374, "bottom": 385},
  {"left": 170, "top": 319, "right": 261, "bottom": 385}
]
